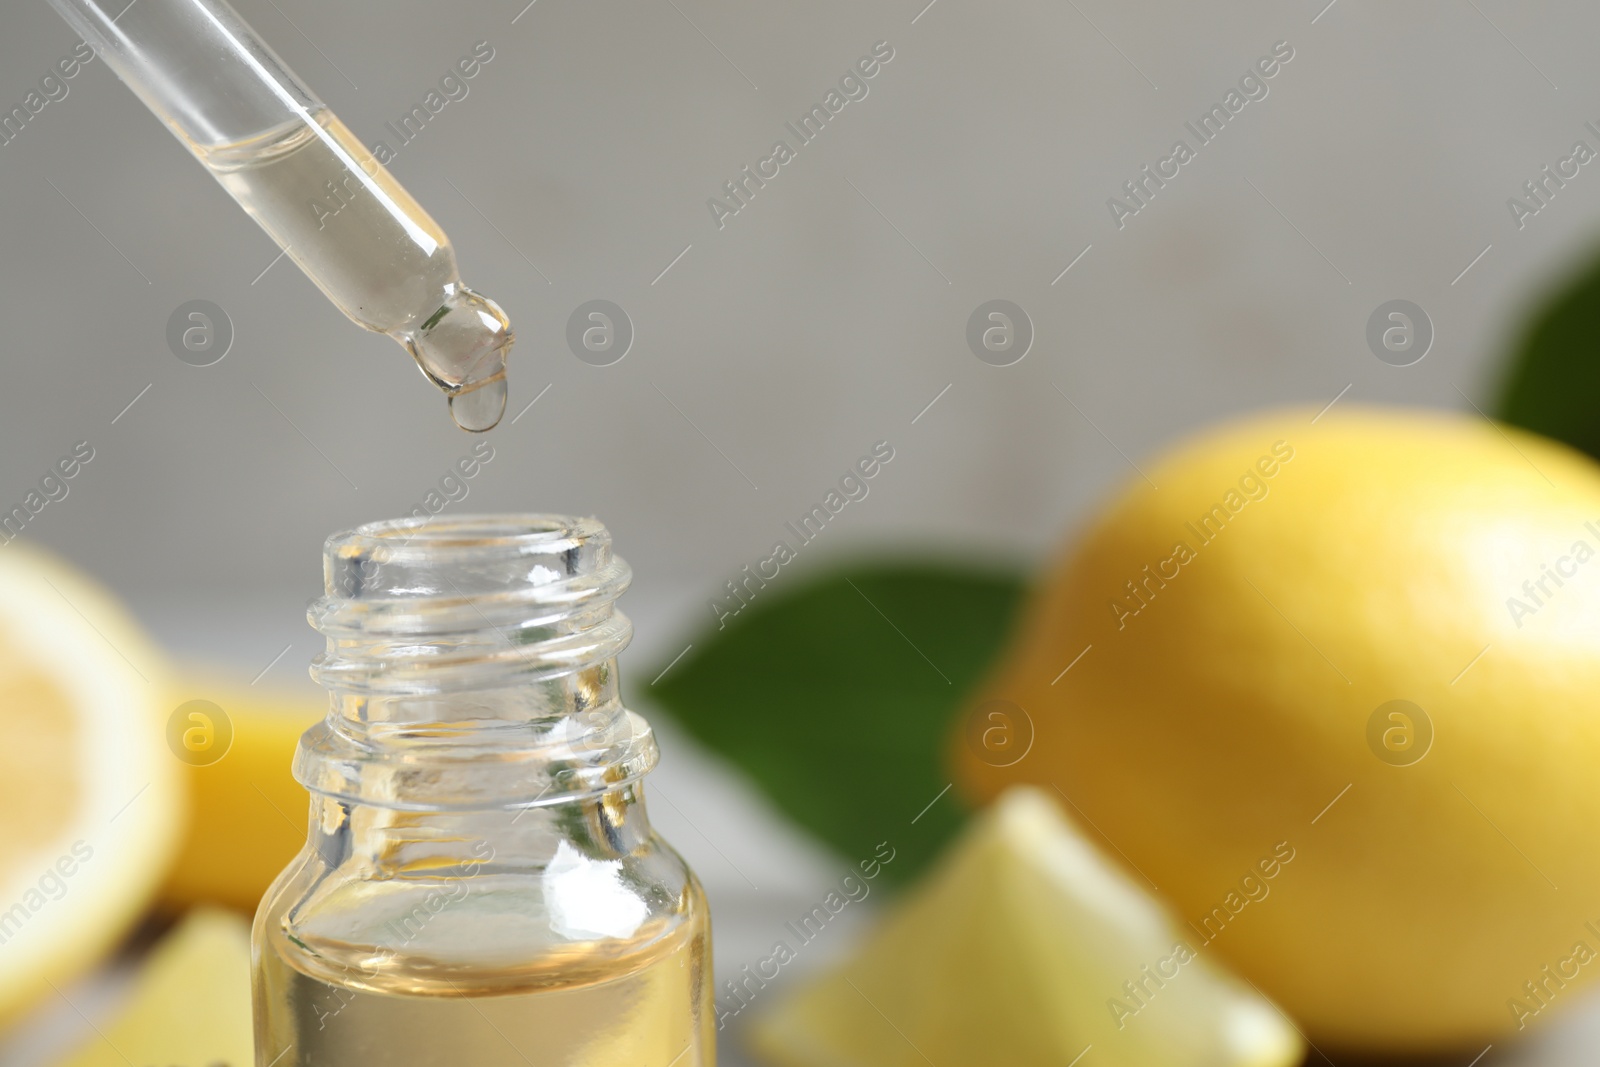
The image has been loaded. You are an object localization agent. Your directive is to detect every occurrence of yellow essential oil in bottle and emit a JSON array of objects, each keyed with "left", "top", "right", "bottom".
[{"left": 253, "top": 516, "right": 714, "bottom": 1066}]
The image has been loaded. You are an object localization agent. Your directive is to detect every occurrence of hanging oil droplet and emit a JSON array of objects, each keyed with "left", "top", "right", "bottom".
[
  {"left": 401, "top": 286, "right": 513, "bottom": 432},
  {"left": 195, "top": 110, "right": 513, "bottom": 432},
  {"left": 447, "top": 376, "right": 508, "bottom": 433}
]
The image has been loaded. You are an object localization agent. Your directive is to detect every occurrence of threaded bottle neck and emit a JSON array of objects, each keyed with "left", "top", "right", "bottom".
[{"left": 296, "top": 515, "right": 657, "bottom": 811}]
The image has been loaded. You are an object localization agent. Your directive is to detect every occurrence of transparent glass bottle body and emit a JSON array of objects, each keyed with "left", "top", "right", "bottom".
[{"left": 253, "top": 516, "right": 713, "bottom": 1066}]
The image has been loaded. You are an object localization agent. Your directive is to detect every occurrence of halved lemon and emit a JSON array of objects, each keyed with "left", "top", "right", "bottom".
[
  {"left": 752, "top": 787, "right": 1302, "bottom": 1067},
  {"left": 0, "top": 543, "right": 182, "bottom": 1024}
]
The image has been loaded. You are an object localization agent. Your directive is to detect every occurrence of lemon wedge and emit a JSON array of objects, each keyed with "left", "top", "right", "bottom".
[
  {"left": 55, "top": 908, "right": 252, "bottom": 1067},
  {"left": 752, "top": 787, "right": 1302, "bottom": 1067}
]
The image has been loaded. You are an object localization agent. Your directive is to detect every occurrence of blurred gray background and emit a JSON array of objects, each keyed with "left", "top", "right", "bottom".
[{"left": 4, "top": 0, "right": 1600, "bottom": 1062}]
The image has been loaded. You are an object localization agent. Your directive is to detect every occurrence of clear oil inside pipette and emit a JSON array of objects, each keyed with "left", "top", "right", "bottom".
[{"left": 196, "top": 111, "right": 511, "bottom": 431}]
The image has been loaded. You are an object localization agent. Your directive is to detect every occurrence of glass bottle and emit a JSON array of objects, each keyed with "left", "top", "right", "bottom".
[{"left": 253, "top": 515, "right": 713, "bottom": 1066}]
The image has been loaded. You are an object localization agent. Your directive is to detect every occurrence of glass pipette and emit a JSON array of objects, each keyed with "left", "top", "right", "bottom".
[{"left": 46, "top": 0, "right": 513, "bottom": 432}]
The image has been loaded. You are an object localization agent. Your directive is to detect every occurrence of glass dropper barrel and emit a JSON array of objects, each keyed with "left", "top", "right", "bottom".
[{"left": 46, "top": 0, "right": 512, "bottom": 431}]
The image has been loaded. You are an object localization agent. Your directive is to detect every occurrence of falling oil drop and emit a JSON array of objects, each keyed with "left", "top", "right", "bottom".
[{"left": 448, "top": 376, "right": 508, "bottom": 433}]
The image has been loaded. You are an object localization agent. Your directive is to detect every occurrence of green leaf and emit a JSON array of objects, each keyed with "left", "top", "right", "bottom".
[
  {"left": 642, "top": 562, "right": 1027, "bottom": 884},
  {"left": 1499, "top": 244, "right": 1600, "bottom": 460}
]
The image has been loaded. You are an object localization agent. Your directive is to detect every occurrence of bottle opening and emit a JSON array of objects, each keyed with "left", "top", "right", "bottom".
[
  {"left": 316, "top": 513, "right": 621, "bottom": 613},
  {"left": 298, "top": 513, "right": 655, "bottom": 810}
]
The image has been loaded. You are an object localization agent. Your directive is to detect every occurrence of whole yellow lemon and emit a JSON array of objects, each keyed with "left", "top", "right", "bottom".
[{"left": 955, "top": 406, "right": 1600, "bottom": 1052}]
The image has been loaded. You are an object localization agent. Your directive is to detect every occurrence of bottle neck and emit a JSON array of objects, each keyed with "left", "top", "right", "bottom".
[
  {"left": 301, "top": 782, "right": 656, "bottom": 886},
  {"left": 296, "top": 515, "right": 657, "bottom": 816}
]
